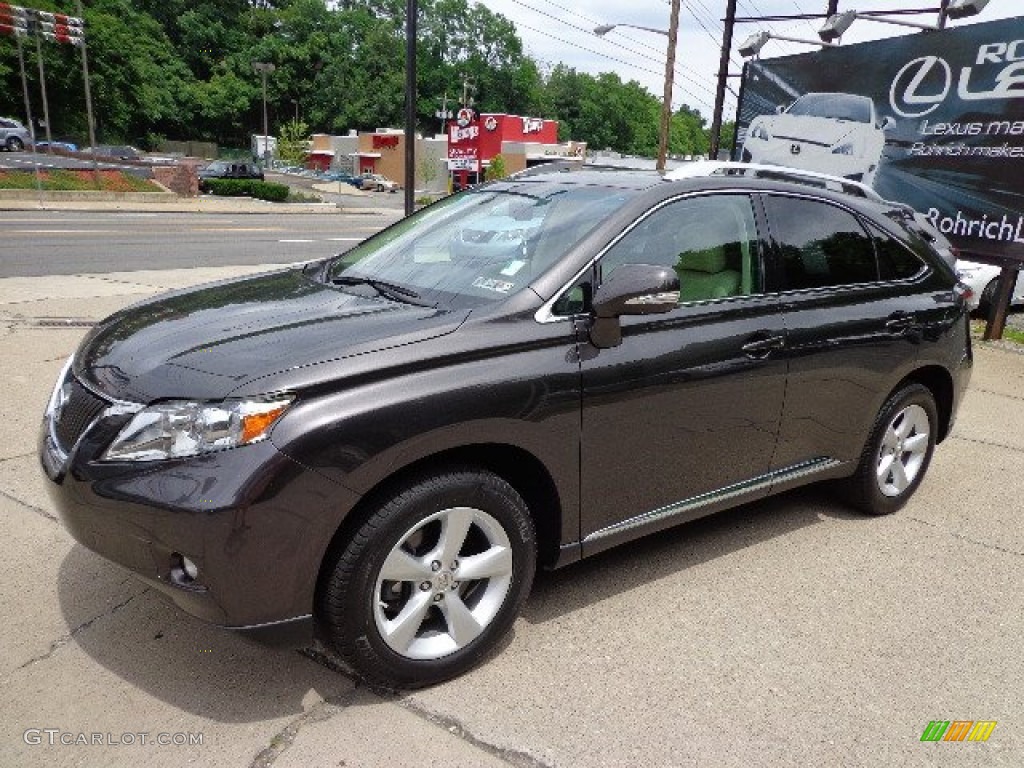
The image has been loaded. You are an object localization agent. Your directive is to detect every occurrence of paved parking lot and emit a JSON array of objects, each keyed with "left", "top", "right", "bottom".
[{"left": 1, "top": 265, "right": 1021, "bottom": 767}]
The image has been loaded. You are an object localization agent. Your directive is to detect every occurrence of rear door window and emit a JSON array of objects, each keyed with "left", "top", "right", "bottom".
[{"left": 762, "top": 195, "right": 878, "bottom": 290}]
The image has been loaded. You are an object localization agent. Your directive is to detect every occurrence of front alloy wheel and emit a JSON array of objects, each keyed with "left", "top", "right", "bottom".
[
  {"left": 374, "top": 506, "right": 514, "bottom": 660},
  {"left": 318, "top": 467, "right": 536, "bottom": 689}
]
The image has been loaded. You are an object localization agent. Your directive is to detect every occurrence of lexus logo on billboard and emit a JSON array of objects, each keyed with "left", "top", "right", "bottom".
[{"left": 889, "top": 56, "right": 954, "bottom": 118}]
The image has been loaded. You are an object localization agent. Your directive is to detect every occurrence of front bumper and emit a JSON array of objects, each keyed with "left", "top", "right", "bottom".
[{"left": 39, "top": 373, "right": 359, "bottom": 643}]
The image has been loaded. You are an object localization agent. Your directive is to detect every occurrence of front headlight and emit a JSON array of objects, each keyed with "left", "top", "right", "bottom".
[
  {"left": 102, "top": 396, "right": 293, "bottom": 462},
  {"left": 832, "top": 141, "right": 856, "bottom": 156}
]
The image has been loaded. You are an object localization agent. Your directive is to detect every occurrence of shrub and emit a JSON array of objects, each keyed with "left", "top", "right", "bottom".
[{"left": 203, "top": 178, "right": 289, "bottom": 202}]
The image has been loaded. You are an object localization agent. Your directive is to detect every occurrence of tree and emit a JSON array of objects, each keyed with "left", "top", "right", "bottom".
[
  {"left": 485, "top": 154, "right": 507, "bottom": 181},
  {"left": 276, "top": 119, "right": 309, "bottom": 166}
]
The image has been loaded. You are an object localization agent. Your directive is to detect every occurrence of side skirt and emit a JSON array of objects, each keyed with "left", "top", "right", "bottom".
[{"left": 580, "top": 457, "right": 845, "bottom": 558}]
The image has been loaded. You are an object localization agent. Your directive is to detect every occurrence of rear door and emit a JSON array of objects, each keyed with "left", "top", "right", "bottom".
[{"left": 759, "top": 193, "right": 931, "bottom": 473}]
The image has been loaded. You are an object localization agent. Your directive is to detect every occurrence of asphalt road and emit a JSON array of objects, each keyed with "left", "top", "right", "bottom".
[{"left": 0, "top": 210, "right": 400, "bottom": 277}]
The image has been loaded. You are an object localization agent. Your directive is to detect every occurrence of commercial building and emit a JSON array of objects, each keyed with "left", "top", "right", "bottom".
[{"left": 308, "top": 112, "right": 584, "bottom": 193}]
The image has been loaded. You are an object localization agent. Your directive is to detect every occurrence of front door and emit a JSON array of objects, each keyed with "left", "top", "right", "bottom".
[{"left": 577, "top": 193, "right": 788, "bottom": 554}]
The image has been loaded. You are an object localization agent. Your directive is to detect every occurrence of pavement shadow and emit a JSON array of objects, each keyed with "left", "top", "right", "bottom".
[
  {"left": 523, "top": 484, "right": 866, "bottom": 625},
  {"left": 57, "top": 545, "right": 351, "bottom": 722}
]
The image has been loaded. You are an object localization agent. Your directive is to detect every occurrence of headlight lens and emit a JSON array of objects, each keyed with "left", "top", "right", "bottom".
[
  {"left": 102, "top": 396, "right": 293, "bottom": 462},
  {"left": 832, "top": 141, "right": 856, "bottom": 156}
]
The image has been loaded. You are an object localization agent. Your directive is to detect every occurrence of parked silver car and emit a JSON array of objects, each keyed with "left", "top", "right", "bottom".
[{"left": 0, "top": 117, "right": 31, "bottom": 151}]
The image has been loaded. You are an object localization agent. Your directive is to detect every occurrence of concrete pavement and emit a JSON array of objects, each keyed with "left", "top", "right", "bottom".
[{"left": 1, "top": 264, "right": 1022, "bottom": 767}]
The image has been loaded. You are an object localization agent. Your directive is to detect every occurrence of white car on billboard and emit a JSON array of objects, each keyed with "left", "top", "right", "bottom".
[{"left": 741, "top": 92, "right": 889, "bottom": 186}]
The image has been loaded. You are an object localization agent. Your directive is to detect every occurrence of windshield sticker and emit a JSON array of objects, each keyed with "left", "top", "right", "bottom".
[
  {"left": 501, "top": 260, "right": 527, "bottom": 276},
  {"left": 472, "top": 276, "right": 516, "bottom": 294}
]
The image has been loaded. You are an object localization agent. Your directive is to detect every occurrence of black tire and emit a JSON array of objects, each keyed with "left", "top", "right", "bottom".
[
  {"left": 318, "top": 467, "right": 536, "bottom": 689},
  {"left": 842, "top": 383, "right": 938, "bottom": 516},
  {"left": 978, "top": 278, "right": 997, "bottom": 317},
  {"left": 6, "top": 136, "right": 24, "bottom": 152}
]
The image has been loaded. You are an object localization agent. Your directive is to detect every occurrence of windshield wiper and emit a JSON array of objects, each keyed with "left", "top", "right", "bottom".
[{"left": 331, "top": 275, "right": 435, "bottom": 307}]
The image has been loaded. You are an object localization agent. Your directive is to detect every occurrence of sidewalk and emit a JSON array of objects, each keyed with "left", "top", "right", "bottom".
[{"left": 0, "top": 191, "right": 397, "bottom": 215}]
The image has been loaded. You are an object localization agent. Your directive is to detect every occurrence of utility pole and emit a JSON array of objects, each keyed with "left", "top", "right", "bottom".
[
  {"left": 657, "top": 0, "right": 680, "bottom": 172},
  {"left": 404, "top": 0, "right": 417, "bottom": 216},
  {"left": 15, "top": 35, "right": 43, "bottom": 202},
  {"left": 73, "top": 1, "right": 99, "bottom": 186},
  {"left": 33, "top": 32, "right": 53, "bottom": 149},
  {"left": 460, "top": 74, "right": 475, "bottom": 107},
  {"left": 709, "top": 0, "right": 738, "bottom": 160}
]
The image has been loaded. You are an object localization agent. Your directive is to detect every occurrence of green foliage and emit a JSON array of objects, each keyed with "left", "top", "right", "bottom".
[
  {"left": 203, "top": 178, "right": 289, "bottom": 201},
  {"left": 277, "top": 119, "right": 310, "bottom": 166},
  {"left": 484, "top": 154, "right": 507, "bottom": 181},
  {"left": 0, "top": 0, "right": 722, "bottom": 158}
]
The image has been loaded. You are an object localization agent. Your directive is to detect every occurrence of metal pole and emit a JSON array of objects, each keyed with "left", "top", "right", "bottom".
[
  {"left": 709, "top": 0, "right": 738, "bottom": 160},
  {"left": 261, "top": 72, "right": 269, "bottom": 165},
  {"left": 826, "top": 0, "right": 839, "bottom": 17},
  {"left": 982, "top": 265, "right": 1018, "bottom": 341},
  {"left": 404, "top": 0, "right": 417, "bottom": 215},
  {"left": 34, "top": 33, "right": 53, "bottom": 150},
  {"left": 937, "top": 0, "right": 950, "bottom": 28},
  {"left": 657, "top": 0, "right": 681, "bottom": 172},
  {"left": 15, "top": 36, "right": 43, "bottom": 204},
  {"left": 75, "top": 0, "right": 100, "bottom": 188}
]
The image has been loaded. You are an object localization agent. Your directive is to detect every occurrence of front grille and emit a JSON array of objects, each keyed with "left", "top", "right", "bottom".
[{"left": 54, "top": 378, "right": 108, "bottom": 451}]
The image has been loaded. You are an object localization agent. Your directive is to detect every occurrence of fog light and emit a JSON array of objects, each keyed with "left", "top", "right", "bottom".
[{"left": 170, "top": 552, "right": 199, "bottom": 585}]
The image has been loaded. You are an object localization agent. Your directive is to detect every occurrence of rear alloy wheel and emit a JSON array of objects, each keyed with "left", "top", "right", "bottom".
[
  {"left": 6, "top": 137, "right": 24, "bottom": 152},
  {"left": 318, "top": 468, "right": 536, "bottom": 689},
  {"left": 843, "top": 383, "right": 937, "bottom": 515}
]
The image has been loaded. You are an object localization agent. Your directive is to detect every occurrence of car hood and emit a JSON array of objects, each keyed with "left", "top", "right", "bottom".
[
  {"left": 74, "top": 266, "right": 468, "bottom": 403},
  {"left": 764, "top": 115, "right": 870, "bottom": 146}
]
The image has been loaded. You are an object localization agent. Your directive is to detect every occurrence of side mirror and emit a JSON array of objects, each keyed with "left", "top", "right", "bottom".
[
  {"left": 880, "top": 116, "right": 893, "bottom": 130},
  {"left": 775, "top": 104, "right": 786, "bottom": 114},
  {"left": 590, "top": 264, "right": 680, "bottom": 348}
]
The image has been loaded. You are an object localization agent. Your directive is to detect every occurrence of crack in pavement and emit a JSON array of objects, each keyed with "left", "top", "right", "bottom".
[
  {"left": 398, "top": 697, "right": 556, "bottom": 768},
  {"left": 906, "top": 516, "right": 1023, "bottom": 557},
  {"left": 9, "top": 588, "right": 148, "bottom": 677},
  {"left": 969, "top": 386, "right": 1024, "bottom": 402},
  {"left": 0, "top": 487, "right": 58, "bottom": 523},
  {"left": 254, "top": 647, "right": 552, "bottom": 768},
  {"left": 249, "top": 691, "right": 361, "bottom": 768},
  {"left": 949, "top": 434, "right": 1024, "bottom": 454}
]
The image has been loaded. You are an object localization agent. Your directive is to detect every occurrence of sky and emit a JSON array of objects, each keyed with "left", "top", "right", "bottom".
[{"left": 480, "top": 0, "right": 1020, "bottom": 124}]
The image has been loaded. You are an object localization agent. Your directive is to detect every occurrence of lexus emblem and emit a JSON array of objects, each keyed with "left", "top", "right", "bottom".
[
  {"left": 54, "top": 381, "right": 72, "bottom": 422},
  {"left": 790, "top": 143, "right": 801, "bottom": 155}
]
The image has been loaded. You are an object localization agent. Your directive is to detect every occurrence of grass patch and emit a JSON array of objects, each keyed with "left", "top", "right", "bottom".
[
  {"left": 285, "top": 189, "right": 322, "bottom": 203},
  {"left": 0, "top": 169, "right": 161, "bottom": 192}
]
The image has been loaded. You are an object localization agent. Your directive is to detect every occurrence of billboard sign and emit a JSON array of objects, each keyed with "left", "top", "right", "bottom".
[{"left": 735, "top": 16, "right": 1024, "bottom": 262}]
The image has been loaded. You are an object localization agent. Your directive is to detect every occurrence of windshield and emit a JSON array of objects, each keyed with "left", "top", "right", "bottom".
[
  {"left": 787, "top": 93, "right": 872, "bottom": 123},
  {"left": 326, "top": 181, "right": 634, "bottom": 308}
]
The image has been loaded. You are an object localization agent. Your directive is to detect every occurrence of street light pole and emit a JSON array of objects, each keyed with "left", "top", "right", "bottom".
[
  {"left": 594, "top": 8, "right": 679, "bottom": 172},
  {"left": 252, "top": 61, "right": 275, "bottom": 164}
]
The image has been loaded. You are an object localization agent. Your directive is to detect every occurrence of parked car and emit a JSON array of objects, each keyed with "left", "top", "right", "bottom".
[
  {"left": 89, "top": 144, "right": 142, "bottom": 161},
  {"left": 197, "top": 159, "right": 265, "bottom": 190},
  {"left": 359, "top": 172, "right": 400, "bottom": 192},
  {"left": 741, "top": 92, "right": 890, "bottom": 186},
  {"left": 40, "top": 168, "right": 971, "bottom": 689},
  {"left": 955, "top": 259, "right": 1024, "bottom": 314},
  {"left": 0, "top": 117, "right": 31, "bottom": 151},
  {"left": 35, "top": 139, "right": 79, "bottom": 153},
  {"left": 323, "top": 170, "right": 360, "bottom": 186}
]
